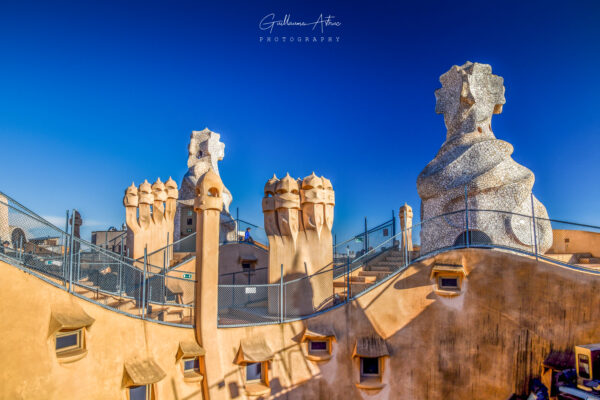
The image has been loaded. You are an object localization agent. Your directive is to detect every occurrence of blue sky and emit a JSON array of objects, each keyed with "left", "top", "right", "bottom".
[{"left": 0, "top": 0, "right": 599, "bottom": 240}]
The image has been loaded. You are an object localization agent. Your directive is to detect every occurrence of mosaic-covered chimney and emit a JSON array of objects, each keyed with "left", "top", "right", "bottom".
[{"left": 417, "top": 62, "right": 552, "bottom": 254}]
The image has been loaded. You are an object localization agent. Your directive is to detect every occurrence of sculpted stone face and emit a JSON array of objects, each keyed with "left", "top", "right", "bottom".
[
  {"left": 322, "top": 176, "right": 335, "bottom": 231},
  {"left": 262, "top": 172, "right": 334, "bottom": 242},
  {"left": 418, "top": 62, "right": 552, "bottom": 254},
  {"left": 399, "top": 204, "right": 413, "bottom": 228},
  {"left": 178, "top": 128, "right": 235, "bottom": 242},
  {"left": 138, "top": 180, "right": 153, "bottom": 205},
  {"left": 164, "top": 177, "right": 178, "bottom": 200},
  {"left": 435, "top": 62, "right": 505, "bottom": 139},
  {"left": 194, "top": 169, "right": 224, "bottom": 212},
  {"left": 151, "top": 178, "right": 167, "bottom": 202},
  {"left": 262, "top": 175, "right": 279, "bottom": 236},
  {"left": 123, "top": 176, "right": 179, "bottom": 263},
  {"left": 301, "top": 173, "right": 325, "bottom": 234},
  {"left": 275, "top": 174, "right": 300, "bottom": 238},
  {"left": 123, "top": 183, "right": 139, "bottom": 207}
]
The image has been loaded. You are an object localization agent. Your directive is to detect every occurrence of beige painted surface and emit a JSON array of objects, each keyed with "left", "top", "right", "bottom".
[
  {"left": 4, "top": 246, "right": 600, "bottom": 399},
  {"left": 218, "top": 242, "right": 268, "bottom": 283},
  {"left": 204, "top": 248, "right": 600, "bottom": 399},
  {"left": 263, "top": 173, "right": 335, "bottom": 315},
  {"left": 0, "top": 260, "right": 199, "bottom": 400},
  {"left": 124, "top": 178, "right": 178, "bottom": 266},
  {"left": 548, "top": 229, "right": 600, "bottom": 256}
]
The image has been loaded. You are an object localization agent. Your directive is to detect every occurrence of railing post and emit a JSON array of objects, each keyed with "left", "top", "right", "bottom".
[
  {"left": 464, "top": 185, "right": 469, "bottom": 248},
  {"left": 18, "top": 235, "right": 23, "bottom": 262},
  {"left": 279, "top": 264, "right": 284, "bottom": 323},
  {"left": 165, "top": 232, "right": 169, "bottom": 269},
  {"left": 236, "top": 207, "right": 240, "bottom": 243},
  {"left": 118, "top": 258, "right": 123, "bottom": 296},
  {"left": 63, "top": 210, "right": 69, "bottom": 285},
  {"left": 403, "top": 207, "right": 409, "bottom": 266},
  {"left": 531, "top": 193, "right": 539, "bottom": 260},
  {"left": 68, "top": 210, "right": 75, "bottom": 292},
  {"left": 346, "top": 255, "right": 350, "bottom": 302},
  {"left": 364, "top": 217, "right": 368, "bottom": 253},
  {"left": 162, "top": 264, "right": 166, "bottom": 304},
  {"left": 392, "top": 209, "right": 396, "bottom": 237},
  {"left": 142, "top": 247, "right": 148, "bottom": 319}
]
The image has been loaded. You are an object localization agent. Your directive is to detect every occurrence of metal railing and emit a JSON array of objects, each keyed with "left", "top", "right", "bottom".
[
  {"left": 0, "top": 195, "right": 195, "bottom": 328},
  {"left": 333, "top": 214, "right": 396, "bottom": 266},
  {"left": 217, "top": 192, "right": 600, "bottom": 327},
  {"left": 2, "top": 189, "right": 599, "bottom": 330},
  {"left": 132, "top": 216, "right": 269, "bottom": 273}
]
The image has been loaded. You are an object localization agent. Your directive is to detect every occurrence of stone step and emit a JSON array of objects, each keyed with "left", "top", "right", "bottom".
[
  {"left": 107, "top": 297, "right": 134, "bottom": 309},
  {"left": 373, "top": 261, "right": 402, "bottom": 266},
  {"left": 578, "top": 257, "right": 600, "bottom": 264},
  {"left": 335, "top": 277, "right": 375, "bottom": 288},
  {"left": 359, "top": 270, "right": 390, "bottom": 279},
  {"left": 348, "top": 282, "right": 372, "bottom": 294},
  {"left": 384, "top": 256, "right": 403, "bottom": 262},
  {"left": 367, "top": 266, "right": 395, "bottom": 272},
  {"left": 347, "top": 275, "right": 376, "bottom": 284},
  {"left": 74, "top": 285, "right": 95, "bottom": 295}
]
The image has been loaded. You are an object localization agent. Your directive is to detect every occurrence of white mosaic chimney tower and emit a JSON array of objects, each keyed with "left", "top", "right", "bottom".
[{"left": 417, "top": 62, "right": 552, "bottom": 254}]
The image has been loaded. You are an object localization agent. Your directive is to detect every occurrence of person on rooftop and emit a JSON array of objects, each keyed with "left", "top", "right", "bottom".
[{"left": 244, "top": 227, "right": 254, "bottom": 243}]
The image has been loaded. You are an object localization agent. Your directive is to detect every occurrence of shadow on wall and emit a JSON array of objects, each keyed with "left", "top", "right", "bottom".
[{"left": 376, "top": 249, "right": 600, "bottom": 398}]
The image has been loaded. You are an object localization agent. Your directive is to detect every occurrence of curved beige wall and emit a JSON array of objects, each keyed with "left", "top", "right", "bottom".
[
  {"left": 206, "top": 248, "right": 600, "bottom": 399},
  {"left": 4, "top": 247, "right": 600, "bottom": 399},
  {"left": 0, "top": 260, "right": 199, "bottom": 400},
  {"left": 218, "top": 242, "right": 268, "bottom": 283},
  {"left": 548, "top": 229, "right": 600, "bottom": 256}
]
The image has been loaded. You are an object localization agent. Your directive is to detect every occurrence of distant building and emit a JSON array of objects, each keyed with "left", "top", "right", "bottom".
[{"left": 91, "top": 226, "right": 127, "bottom": 255}]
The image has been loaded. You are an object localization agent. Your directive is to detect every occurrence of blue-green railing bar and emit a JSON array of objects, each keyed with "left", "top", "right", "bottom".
[
  {"left": 531, "top": 192, "right": 539, "bottom": 260},
  {"left": 464, "top": 186, "right": 469, "bottom": 248}
]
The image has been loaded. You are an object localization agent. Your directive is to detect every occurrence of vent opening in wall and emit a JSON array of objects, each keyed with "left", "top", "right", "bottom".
[
  {"left": 56, "top": 328, "right": 82, "bottom": 354},
  {"left": 353, "top": 336, "right": 388, "bottom": 390},
  {"left": 301, "top": 326, "right": 336, "bottom": 362},
  {"left": 430, "top": 263, "right": 466, "bottom": 297},
  {"left": 453, "top": 230, "right": 492, "bottom": 246},
  {"left": 234, "top": 339, "right": 273, "bottom": 396},
  {"left": 129, "top": 385, "right": 152, "bottom": 400}
]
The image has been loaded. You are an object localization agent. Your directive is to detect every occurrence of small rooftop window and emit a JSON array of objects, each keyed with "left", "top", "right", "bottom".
[
  {"left": 430, "top": 263, "right": 466, "bottom": 297},
  {"left": 234, "top": 339, "right": 273, "bottom": 396},
  {"left": 301, "top": 326, "right": 336, "bottom": 362},
  {"left": 129, "top": 385, "right": 152, "bottom": 400},
  {"left": 353, "top": 336, "right": 389, "bottom": 390},
  {"left": 56, "top": 328, "right": 82, "bottom": 354},
  {"left": 49, "top": 305, "right": 94, "bottom": 363}
]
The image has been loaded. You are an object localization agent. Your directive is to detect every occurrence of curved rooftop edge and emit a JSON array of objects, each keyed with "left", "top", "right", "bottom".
[{"left": 3, "top": 223, "right": 600, "bottom": 330}]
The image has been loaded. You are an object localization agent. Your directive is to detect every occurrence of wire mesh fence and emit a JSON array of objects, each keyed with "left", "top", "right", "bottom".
[
  {"left": 0, "top": 194, "right": 196, "bottom": 328},
  {"left": 333, "top": 217, "right": 396, "bottom": 266},
  {"left": 219, "top": 266, "right": 269, "bottom": 285},
  {"left": 216, "top": 192, "right": 600, "bottom": 327},
  {"left": 3, "top": 188, "right": 600, "bottom": 329}
]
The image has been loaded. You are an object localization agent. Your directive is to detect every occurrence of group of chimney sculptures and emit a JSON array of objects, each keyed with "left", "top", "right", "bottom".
[{"left": 121, "top": 61, "right": 552, "bottom": 316}]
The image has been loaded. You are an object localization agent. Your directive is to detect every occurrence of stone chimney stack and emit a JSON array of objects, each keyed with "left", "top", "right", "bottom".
[{"left": 193, "top": 168, "right": 223, "bottom": 400}]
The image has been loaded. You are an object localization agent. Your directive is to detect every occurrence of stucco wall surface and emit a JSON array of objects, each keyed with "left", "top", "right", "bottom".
[
  {"left": 0, "top": 260, "right": 199, "bottom": 400},
  {"left": 548, "top": 229, "right": 600, "bottom": 256},
  {"left": 3, "top": 247, "right": 600, "bottom": 400},
  {"left": 207, "top": 248, "right": 600, "bottom": 400}
]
